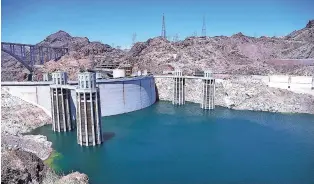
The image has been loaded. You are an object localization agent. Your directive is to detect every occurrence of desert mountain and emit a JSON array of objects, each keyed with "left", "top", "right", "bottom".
[
  {"left": 125, "top": 20, "right": 314, "bottom": 75},
  {"left": 1, "top": 20, "right": 314, "bottom": 81}
]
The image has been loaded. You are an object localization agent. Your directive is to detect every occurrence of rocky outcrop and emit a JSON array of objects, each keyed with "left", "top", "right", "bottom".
[
  {"left": 155, "top": 76, "right": 314, "bottom": 114},
  {"left": 1, "top": 88, "right": 53, "bottom": 160},
  {"left": 1, "top": 149, "right": 89, "bottom": 184},
  {"left": 37, "top": 30, "right": 119, "bottom": 56},
  {"left": 56, "top": 172, "right": 89, "bottom": 184},
  {"left": 215, "top": 76, "right": 314, "bottom": 114},
  {"left": 36, "top": 30, "right": 126, "bottom": 80},
  {"left": 1, "top": 135, "right": 53, "bottom": 160},
  {"left": 1, "top": 52, "right": 30, "bottom": 81},
  {"left": 1, "top": 149, "right": 48, "bottom": 184},
  {"left": 286, "top": 20, "right": 314, "bottom": 42},
  {"left": 1, "top": 88, "right": 51, "bottom": 135}
]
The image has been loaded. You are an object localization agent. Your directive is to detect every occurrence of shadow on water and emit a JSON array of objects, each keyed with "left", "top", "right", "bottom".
[
  {"left": 103, "top": 132, "right": 115, "bottom": 142},
  {"left": 154, "top": 84, "right": 160, "bottom": 101}
]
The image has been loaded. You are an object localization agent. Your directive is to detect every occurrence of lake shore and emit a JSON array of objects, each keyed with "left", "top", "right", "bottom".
[{"left": 1, "top": 88, "right": 89, "bottom": 184}]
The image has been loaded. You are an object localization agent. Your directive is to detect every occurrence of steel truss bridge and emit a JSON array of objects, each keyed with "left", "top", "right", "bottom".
[{"left": 1, "top": 42, "right": 69, "bottom": 72}]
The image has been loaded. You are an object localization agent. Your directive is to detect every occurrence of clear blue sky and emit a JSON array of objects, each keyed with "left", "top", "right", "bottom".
[{"left": 2, "top": 0, "right": 314, "bottom": 48}]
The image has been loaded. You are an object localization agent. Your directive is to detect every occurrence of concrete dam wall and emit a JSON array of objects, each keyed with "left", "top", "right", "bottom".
[
  {"left": 2, "top": 76, "right": 157, "bottom": 117},
  {"left": 268, "top": 75, "right": 313, "bottom": 90}
]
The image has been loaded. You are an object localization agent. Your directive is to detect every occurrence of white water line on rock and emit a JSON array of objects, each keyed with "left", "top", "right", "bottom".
[{"left": 2, "top": 87, "right": 52, "bottom": 117}]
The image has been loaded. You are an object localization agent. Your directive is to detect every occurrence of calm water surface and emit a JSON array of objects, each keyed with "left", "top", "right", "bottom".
[{"left": 31, "top": 101, "right": 314, "bottom": 184}]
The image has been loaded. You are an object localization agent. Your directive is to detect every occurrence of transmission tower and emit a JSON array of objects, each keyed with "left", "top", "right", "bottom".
[
  {"left": 202, "top": 16, "right": 206, "bottom": 37},
  {"left": 173, "top": 33, "right": 179, "bottom": 42},
  {"left": 132, "top": 33, "right": 137, "bottom": 45},
  {"left": 161, "top": 13, "right": 166, "bottom": 39}
]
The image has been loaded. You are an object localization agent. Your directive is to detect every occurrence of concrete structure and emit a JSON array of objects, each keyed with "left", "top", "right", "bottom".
[
  {"left": 50, "top": 72, "right": 72, "bottom": 132},
  {"left": 143, "top": 70, "right": 148, "bottom": 76},
  {"left": 172, "top": 70, "right": 185, "bottom": 105},
  {"left": 268, "top": 75, "right": 313, "bottom": 90},
  {"left": 43, "top": 73, "right": 52, "bottom": 81},
  {"left": 200, "top": 71, "right": 215, "bottom": 109},
  {"left": 96, "top": 72, "right": 103, "bottom": 79},
  {"left": 290, "top": 76, "right": 313, "bottom": 89},
  {"left": 120, "top": 64, "right": 133, "bottom": 76},
  {"left": 2, "top": 76, "right": 156, "bottom": 117},
  {"left": 113, "top": 69, "right": 126, "bottom": 78},
  {"left": 193, "top": 70, "right": 204, "bottom": 77},
  {"left": 76, "top": 72, "right": 102, "bottom": 146}
]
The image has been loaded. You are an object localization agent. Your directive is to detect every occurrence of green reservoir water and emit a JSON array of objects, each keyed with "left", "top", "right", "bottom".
[{"left": 31, "top": 101, "right": 314, "bottom": 184}]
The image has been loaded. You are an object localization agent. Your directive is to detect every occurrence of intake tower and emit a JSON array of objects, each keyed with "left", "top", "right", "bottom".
[
  {"left": 50, "top": 71, "right": 72, "bottom": 132},
  {"left": 76, "top": 71, "right": 103, "bottom": 146}
]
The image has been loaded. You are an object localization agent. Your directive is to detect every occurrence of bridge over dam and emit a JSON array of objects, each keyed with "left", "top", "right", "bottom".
[{"left": 1, "top": 42, "right": 68, "bottom": 72}]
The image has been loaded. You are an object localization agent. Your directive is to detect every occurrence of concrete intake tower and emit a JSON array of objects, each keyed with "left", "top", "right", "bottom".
[
  {"left": 76, "top": 72, "right": 103, "bottom": 146},
  {"left": 200, "top": 71, "right": 215, "bottom": 109},
  {"left": 172, "top": 70, "right": 185, "bottom": 105},
  {"left": 50, "top": 71, "right": 72, "bottom": 132}
]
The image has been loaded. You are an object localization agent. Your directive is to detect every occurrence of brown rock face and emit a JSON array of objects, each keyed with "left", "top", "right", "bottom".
[
  {"left": 306, "top": 20, "right": 314, "bottom": 28},
  {"left": 1, "top": 149, "right": 48, "bottom": 184},
  {"left": 57, "top": 172, "right": 89, "bottom": 184}
]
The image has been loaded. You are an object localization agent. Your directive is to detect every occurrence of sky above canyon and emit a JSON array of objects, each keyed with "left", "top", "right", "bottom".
[{"left": 2, "top": 0, "right": 314, "bottom": 48}]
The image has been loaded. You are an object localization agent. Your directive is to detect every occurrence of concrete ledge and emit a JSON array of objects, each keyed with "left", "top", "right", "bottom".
[
  {"left": 2, "top": 76, "right": 154, "bottom": 86},
  {"left": 1, "top": 81, "right": 53, "bottom": 86},
  {"left": 154, "top": 75, "right": 214, "bottom": 79}
]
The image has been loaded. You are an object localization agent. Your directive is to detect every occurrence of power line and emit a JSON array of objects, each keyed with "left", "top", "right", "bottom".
[{"left": 173, "top": 33, "right": 179, "bottom": 42}]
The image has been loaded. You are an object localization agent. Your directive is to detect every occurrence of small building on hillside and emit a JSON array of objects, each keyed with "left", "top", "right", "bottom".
[{"left": 162, "top": 64, "right": 175, "bottom": 74}]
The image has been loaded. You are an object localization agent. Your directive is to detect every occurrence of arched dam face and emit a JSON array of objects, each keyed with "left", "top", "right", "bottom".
[
  {"left": 31, "top": 101, "right": 314, "bottom": 184},
  {"left": 2, "top": 76, "right": 157, "bottom": 117}
]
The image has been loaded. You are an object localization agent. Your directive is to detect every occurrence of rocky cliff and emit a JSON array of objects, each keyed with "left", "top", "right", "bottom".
[
  {"left": 1, "top": 148, "right": 89, "bottom": 184},
  {"left": 155, "top": 76, "right": 314, "bottom": 114},
  {"left": 1, "top": 88, "right": 89, "bottom": 183},
  {"left": 1, "top": 149, "right": 48, "bottom": 184}
]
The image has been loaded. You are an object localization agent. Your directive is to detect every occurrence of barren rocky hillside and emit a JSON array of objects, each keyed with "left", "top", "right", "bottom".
[
  {"left": 2, "top": 20, "right": 314, "bottom": 81},
  {"left": 127, "top": 20, "right": 314, "bottom": 75},
  {"left": 38, "top": 31, "right": 126, "bottom": 80}
]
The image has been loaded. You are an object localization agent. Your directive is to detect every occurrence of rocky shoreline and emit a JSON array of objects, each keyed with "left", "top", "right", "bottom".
[
  {"left": 1, "top": 88, "right": 89, "bottom": 184},
  {"left": 155, "top": 75, "right": 314, "bottom": 114}
]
